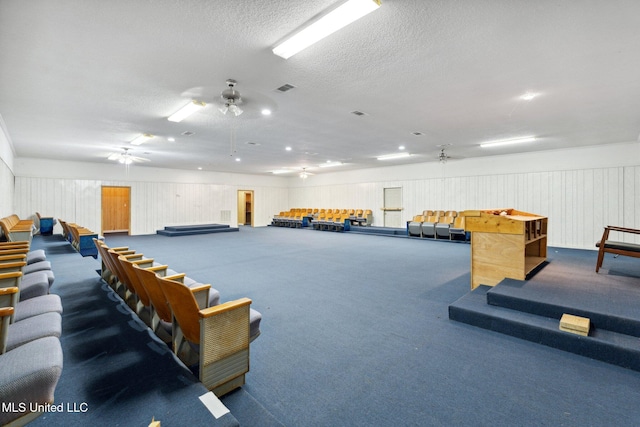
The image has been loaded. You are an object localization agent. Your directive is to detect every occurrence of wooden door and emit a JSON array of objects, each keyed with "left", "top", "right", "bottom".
[{"left": 102, "top": 186, "right": 131, "bottom": 234}]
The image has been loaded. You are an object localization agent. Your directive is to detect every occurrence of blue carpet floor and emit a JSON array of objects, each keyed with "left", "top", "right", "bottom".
[{"left": 29, "top": 227, "right": 640, "bottom": 426}]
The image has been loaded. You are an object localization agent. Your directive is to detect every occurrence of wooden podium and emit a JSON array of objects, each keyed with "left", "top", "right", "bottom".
[{"left": 464, "top": 209, "right": 547, "bottom": 289}]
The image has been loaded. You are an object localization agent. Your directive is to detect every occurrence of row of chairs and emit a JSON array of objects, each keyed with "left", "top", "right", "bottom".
[
  {"left": 0, "top": 241, "right": 64, "bottom": 426},
  {"left": 93, "top": 239, "right": 262, "bottom": 397},
  {"left": 0, "top": 214, "right": 35, "bottom": 243},
  {"left": 59, "top": 219, "right": 101, "bottom": 258},
  {"left": 272, "top": 208, "right": 373, "bottom": 228},
  {"left": 408, "top": 210, "right": 468, "bottom": 241},
  {"left": 312, "top": 211, "right": 352, "bottom": 232}
]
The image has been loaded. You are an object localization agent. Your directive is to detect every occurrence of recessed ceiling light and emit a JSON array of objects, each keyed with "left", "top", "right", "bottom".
[
  {"left": 520, "top": 92, "right": 539, "bottom": 101},
  {"left": 197, "top": 167, "right": 202, "bottom": 170},
  {"left": 377, "top": 152, "right": 411, "bottom": 160},
  {"left": 261, "top": 109, "right": 272, "bottom": 116},
  {"left": 285, "top": 146, "right": 292, "bottom": 151},
  {"left": 167, "top": 137, "right": 175, "bottom": 142},
  {"left": 351, "top": 110, "right": 367, "bottom": 116},
  {"left": 480, "top": 136, "right": 537, "bottom": 148},
  {"left": 398, "top": 145, "right": 405, "bottom": 150},
  {"left": 235, "top": 158, "right": 241, "bottom": 162}
]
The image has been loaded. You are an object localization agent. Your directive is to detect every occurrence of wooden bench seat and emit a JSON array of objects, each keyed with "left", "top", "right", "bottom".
[{"left": 595, "top": 225, "right": 640, "bottom": 272}]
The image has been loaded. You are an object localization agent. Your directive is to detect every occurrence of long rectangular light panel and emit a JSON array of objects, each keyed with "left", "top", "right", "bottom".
[
  {"left": 273, "top": 0, "right": 381, "bottom": 59},
  {"left": 130, "top": 133, "right": 154, "bottom": 146},
  {"left": 377, "top": 152, "right": 410, "bottom": 160},
  {"left": 168, "top": 100, "right": 206, "bottom": 122},
  {"left": 480, "top": 136, "right": 536, "bottom": 148}
]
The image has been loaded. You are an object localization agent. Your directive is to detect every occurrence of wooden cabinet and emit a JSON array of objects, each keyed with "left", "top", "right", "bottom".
[{"left": 464, "top": 209, "right": 547, "bottom": 289}]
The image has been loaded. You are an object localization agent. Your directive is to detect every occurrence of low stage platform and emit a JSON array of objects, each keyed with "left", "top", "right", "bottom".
[
  {"left": 449, "top": 248, "right": 640, "bottom": 371},
  {"left": 156, "top": 223, "right": 239, "bottom": 237}
]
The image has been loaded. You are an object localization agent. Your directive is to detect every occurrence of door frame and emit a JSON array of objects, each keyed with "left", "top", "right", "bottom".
[
  {"left": 237, "top": 190, "right": 254, "bottom": 226},
  {"left": 101, "top": 185, "right": 131, "bottom": 235}
]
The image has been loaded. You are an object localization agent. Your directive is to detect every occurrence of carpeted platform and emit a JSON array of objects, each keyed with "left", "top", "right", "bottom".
[
  {"left": 157, "top": 224, "right": 239, "bottom": 237},
  {"left": 449, "top": 248, "right": 640, "bottom": 371}
]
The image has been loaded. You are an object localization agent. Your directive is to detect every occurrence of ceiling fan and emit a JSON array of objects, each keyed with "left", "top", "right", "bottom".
[
  {"left": 219, "top": 79, "right": 244, "bottom": 117},
  {"left": 180, "top": 79, "right": 276, "bottom": 119},
  {"left": 437, "top": 144, "right": 461, "bottom": 163},
  {"left": 107, "top": 148, "right": 150, "bottom": 165}
]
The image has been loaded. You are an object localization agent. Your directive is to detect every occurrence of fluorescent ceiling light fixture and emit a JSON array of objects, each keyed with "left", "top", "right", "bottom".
[
  {"left": 377, "top": 152, "right": 411, "bottom": 160},
  {"left": 272, "top": 0, "right": 382, "bottom": 59},
  {"left": 130, "top": 133, "right": 154, "bottom": 146},
  {"left": 520, "top": 92, "right": 539, "bottom": 101},
  {"left": 318, "top": 161, "right": 343, "bottom": 168},
  {"left": 480, "top": 136, "right": 536, "bottom": 148},
  {"left": 167, "top": 100, "right": 206, "bottom": 122}
]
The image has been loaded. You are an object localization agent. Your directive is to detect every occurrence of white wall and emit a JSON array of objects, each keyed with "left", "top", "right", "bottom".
[
  {"left": 13, "top": 158, "right": 289, "bottom": 235},
  {"left": 288, "top": 142, "right": 640, "bottom": 249},
  {"left": 0, "top": 115, "right": 15, "bottom": 217},
  {"left": 11, "top": 142, "right": 640, "bottom": 249}
]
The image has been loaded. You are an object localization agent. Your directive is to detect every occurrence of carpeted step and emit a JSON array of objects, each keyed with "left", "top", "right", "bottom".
[
  {"left": 486, "top": 279, "right": 640, "bottom": 338},
  {"left": 347, "top": 226, "right": 407, "bottom": 236},
  {"left": 156, "top": 224, "right": 239, "bottom": 236},
  {"left": 449, "top": 286, "right": 640, "bottom": 372},
  {"left": 163, "top": 224, "right": 231, "bottom": 232}
]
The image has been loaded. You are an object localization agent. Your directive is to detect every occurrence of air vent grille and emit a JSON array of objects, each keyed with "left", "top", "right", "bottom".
[{"left": 276, "top": 83, "right": 296, "bottom": 92}]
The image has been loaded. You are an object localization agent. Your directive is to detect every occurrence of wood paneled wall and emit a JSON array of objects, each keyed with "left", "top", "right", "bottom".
[
  {"left": 0, "top": 159, "right": 14, "bottom": 217},
  {"left": 289, "top": 166, "right": 640, "bottom": 249},
  {"left": 14, "top": 177, "right": 288, "bottom": 235}
]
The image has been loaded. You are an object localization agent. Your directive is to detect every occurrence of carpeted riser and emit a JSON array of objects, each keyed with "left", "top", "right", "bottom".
[
  {"left": 487, "top": 292, "right": 640, "bottom": 338},
  {"left": 164, "top": 224, "right": 230, "bottom": 232},
  {"left": 157, "top": 227, "right": 239, "bottom": 236},
  {"left": 449, "top": 289, "right": 640, "bottom": 372}
]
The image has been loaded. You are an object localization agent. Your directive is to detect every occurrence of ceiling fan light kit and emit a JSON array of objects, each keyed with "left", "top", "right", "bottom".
[
  {"left": 219, "top": 79, "right": 244, "bottom": 116},
  {"left": 167, "top": 100, "right": 206, "bottom": 122},
  {"left": 272, "top": 0, "right": 381, "bottom": 59}
]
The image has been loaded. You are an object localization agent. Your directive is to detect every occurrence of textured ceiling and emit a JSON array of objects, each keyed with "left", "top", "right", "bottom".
[{"left": 1, "top": 0, "right": 639, "bottom": 176}]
